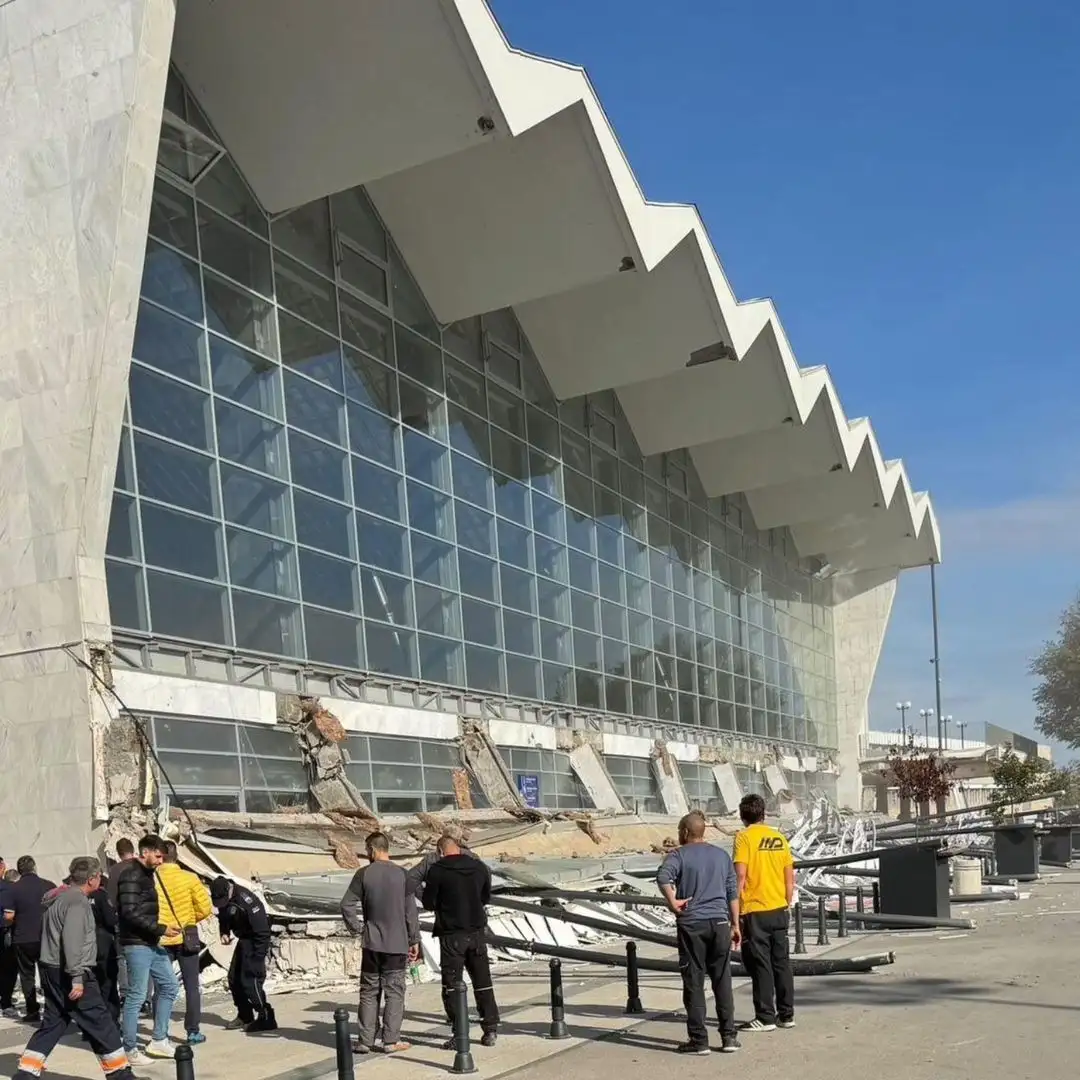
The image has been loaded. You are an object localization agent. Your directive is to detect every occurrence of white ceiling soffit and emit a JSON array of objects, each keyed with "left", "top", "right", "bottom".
[{"left": 171, "top": 0, "right": 507, "bottom": 212}]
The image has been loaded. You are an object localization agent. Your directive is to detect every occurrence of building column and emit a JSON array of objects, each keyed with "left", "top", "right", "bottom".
[
  {"left": 711, "top": 762, "right": 744, "bottom": 814},
  {"left": 568, "top": 743, "right": 623, "bottom": 811},
  {"left": 650, "top": 743, "right": 689, "bottom": 817},
  {"left": 0, "top": 0, "right": 175, "bottom": 877}
]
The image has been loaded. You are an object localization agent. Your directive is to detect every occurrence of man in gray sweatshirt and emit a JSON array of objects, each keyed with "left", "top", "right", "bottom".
[
  {"left": 12, "top": 857, "right": 135, "bottom": 1080},
  {"left": 656, "top": 810, "right": 742, "bottom": 1056},
  {"left": 341, "top": 832, "right": 420, "bottom": 1054}
]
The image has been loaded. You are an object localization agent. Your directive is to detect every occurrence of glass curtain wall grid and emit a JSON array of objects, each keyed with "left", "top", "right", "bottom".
[
  {"left": 498, "top": 746, "right": 594, "bottom": 811},
  {"left": 151, "top": 714, "right": 482, "bottom": 815},
  {"left": 107, "top": 68, "right": 839, "bottom": 754}
]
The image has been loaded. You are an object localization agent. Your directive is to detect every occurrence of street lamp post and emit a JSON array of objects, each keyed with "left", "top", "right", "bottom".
[
  {"left": 919, "top": 708, "right": 935, "bottom": 747},
  {"left": 930, "top": 560, "right": 944, "bottom": 751},
  {"left": 896, "top": 701, "right": 912, "bottom": 742},
  {"left": 941, "top": 715, "right": 953, "bottom": 746},
  {"left": 957, "top": 719, "right": 968, "bottom": 748}
]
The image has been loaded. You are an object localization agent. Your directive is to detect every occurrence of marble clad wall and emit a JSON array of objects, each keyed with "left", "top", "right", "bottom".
[{"left": 0, "top": 0, "right": 176, "bottom": 876}]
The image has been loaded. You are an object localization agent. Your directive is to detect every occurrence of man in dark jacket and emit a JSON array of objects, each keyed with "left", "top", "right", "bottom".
[
  {"left": 0, "top": 858, "right": 19, "bottom": 1018},
  {"left": 11, "top": 857, "right": 136, "bottom": 1080},
  {"left": 211, "top": 877, "right": 276, "bottom": 1033},
  {"left": 341, "top": 832, "right": 420, "bottom": 1053},
  {"left": 116, "top": 835, "right": 179, "bottom": 1063},
  {"left": 422, "top": 836, "right": 499, "bottom": 1048},
  {"left": 6, "top": 856, "right": 56, "bottom": 1023},
  {"left": 90, "top": 879, "right": 120, "bottom": 1022}
]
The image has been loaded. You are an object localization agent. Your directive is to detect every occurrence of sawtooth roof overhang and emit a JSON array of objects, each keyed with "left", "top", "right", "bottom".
[{"left": 172, "top": 0, "right": 941, "bottom": 576}]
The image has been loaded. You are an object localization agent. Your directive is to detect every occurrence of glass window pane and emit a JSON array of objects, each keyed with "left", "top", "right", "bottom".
[
  {"left": 130, "top": 365, "right": 211, "bottom": 450},
  {"left": 295, "top": 489, "right": 353, "bottom": 557},
  {"left": 459, "top": 550, "right": 497, "bottom": 602},
  {"left": 501, "top": 566, "right": 535, "bottom": 614},
  {"left": 155, "top": 716, "right": 236, "bottom": 753},
  {"left": 572, "top": 590, "right": 599, "bottom": 633},
  {"left": 498, "top": 520, "right": 532, "bottom": 571},
  {"left": 340, "top": 292, "right": 393, "bottom": 363},
  {"left": 106, "top": 559, "right": 147, "bottom": 631},
  {"left": 415, "top": 585, "right": 461, "bottom": 638},
  {"left": 488, "top": 340, "right": 520, "bottom": 389},
  {"left": 304, "top": 606, "right": 363, "bottom": 668},
  {"left": 449, "top": 403, "right": 490, "bottom": 462},
  {"left": 331, "top": 187, "right": 386, "bottom": 260},
  {"left": 488, "top": 385, "right": 524, "bottom": 434},
  {"left": 462, "top": 598, "right": 500, "bottom": 647},
  {"left": 490, "top": 429, "right": 527, "bottom": 479},
  {"left": 419, "top": 633, "right": 465, "bottom": 685},
  {"left": 204, "top": 270, "right": 277, "bottom": 357},
  {"left": 284, "top": 371, "right": 345, "bottom": 445},
  {"left": 348, "top": 399, "right": 400, "bottom": 468},
  {"left": 232, "top": 590, "right": 302, "bottom": 655},
  {"left": 532, "top": 493, "right": 565, "bottom": 541},
  {"left": 540, "top": 620, "right": 572, "bottom": 664},
  {"left": 197, "top": 202, "right": 272, "bottom": 295},
  {"left": 466, "top": 644, "right": 503, "bottom": 693},
  {"left": 149, "top": 175, "right": 197, "bottom": 255},
  {"left": 343, "top": 347, "right": 396, "bottom": 412},
  {"left": 147, "top": 569, "right": 230, "bottom": 644},
  {"left": 455, "top": 501, "right": 494, "bottom": 555},
  {"left": 272, "top": 198, "right": 333, "bottom": 276},
  {"left": 399, "top": 378, "right": 447, "bottom": 441},
  {"left": 408, "top": 482, "right": 454, "bottom": 540},
  {"left": 494, "top": 477, "right": 529, "bottom": 526},
  {"left": 141, "top": 241, "right": 203, "bottom": 322},
  {"left": 299, "top": 549, "right": 358, "bottom": 613},
  {"left": 134, "top": 433, "right": 215, "bottom": 515},
  {"left": 289, "top": 428, "right": 349, "bottom": 501},
  {"left": 396, "top": 328, "right": 443, "bottom": 392},
  {"left": 535, "top": 537, "right": 567, "bottom": 583},
  {"left": 157, "top": 751, "right": 240, "bottom": 788},
  {"left": 357, "top": 512, "right": 409, "bottom": 574},
  {"left": 506, "top": 654, "right": 540, "bottom": 699},
  {"left": 241, "top": 755, "right": 307, "bottom": 791},
  {"left": 107, "top": 494, "right": 140, "bottom": 560},
  {"left": 444, "top": 317, "right": 481, "bottom": 368},
  {"left": 141, "top": 503, "right": 222, "bottom": 580},
  {"left": 446, "top": 356, "right": 486, "bottom": 417},
  {"left": 280, "top": 311, "right": 343, "bottom": 391},
  {"left": 220, "top": 464, "right": 292, "bottom": 538},
  {"left": 340, "top": 244, "right": 387, "bottom": 304},
  {"left": 503, "top": 611, "right": 538, "bottom": 657},
  {"left": 216, "top": 401, "right": 286, "bottom": 477},
  {"left": 412, "top": 534, "right": 457, "bottom": 589},
  {"left": 198, "top": 152, "right": 265, "bottom": 235},
  {"left": 537, "top": 579, "right": 569, "bottom": 623},
  {"left": 227, "top": 527, "right": 298, "bottom": 598},
  {"left": 353, "top": 458, "right": 404, "bottom": 522},
  {"left": 209, "top": 335, "right": 282, "bottom": 418},
  {"left": 366, "top": 621, "right": 418, "bottom": 678},
  {"left": 274, "top": 249, "right": 337, "bottom": 335},
  {"left": 403, "top": 431, "right": 450, "bottom": 491},
  {"left": 452, "top": 452, "right": 492, "bottom": 509},
  {"left": 361, "top": 569, "right": 413, "bottom": 626}
]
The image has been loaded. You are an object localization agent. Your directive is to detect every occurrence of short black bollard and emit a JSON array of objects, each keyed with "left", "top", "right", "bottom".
[
  {"left": 624, "top": 941, "right": 644, "bottom": 1015},
  {"left": 334, "top": 1007, "right": 355, "bottom": 1080},
  {"left": 450, "top": 981, "right": 477, "bottom": 1075},
  {"left": 175, "top": 1044, "right": 195, "bottom": 1080},
  {"left": 792, "top": 902, "right": 807, "bottom": 954},
  {"left": 837, "top": 892, "right": 848, "bottom": 938},
  {"left": 872, "top": 881, "right": 881, "bottom": 914},
  {"left": 855, "top": 885, "right": 865, "bottom": 914},
  {"left": 816, "top": 895, "right": 830, "bottom": 946},
  {"left": 548, "top": 958, "right": 570, "bottom": 1039}
]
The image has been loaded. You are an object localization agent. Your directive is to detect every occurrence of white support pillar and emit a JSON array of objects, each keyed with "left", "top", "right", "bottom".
[
  {"left": 568, "top": 744, "right": 623, "bottom": 811},
  {"left": 651, "top": 745, "right": 690, "bottom": 816},
  {"left": 711, "top": 762, "right": 744, "bottom": 814}
]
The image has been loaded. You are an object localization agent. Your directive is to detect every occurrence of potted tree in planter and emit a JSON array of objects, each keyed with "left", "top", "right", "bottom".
[{"left": 886, "top": 738, "right": 957, "bottom": 820}]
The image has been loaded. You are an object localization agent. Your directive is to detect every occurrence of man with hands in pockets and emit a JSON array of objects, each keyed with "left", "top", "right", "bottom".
[{"left": 656, "top": 810, "right": 741, "bottom": 1056}]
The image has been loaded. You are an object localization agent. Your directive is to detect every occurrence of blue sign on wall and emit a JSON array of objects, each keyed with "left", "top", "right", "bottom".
[{"left": 517, "top": 774, "right": 540, "bottom": 808}]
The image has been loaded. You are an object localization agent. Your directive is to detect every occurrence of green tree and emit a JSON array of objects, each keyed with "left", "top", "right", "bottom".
[
  {"left": 886, "top": 738, "right": 956, "bottom": 806},
  {"left": 987, "top": 748, "right": 1059, "bottom": 822},
  {"left": 1032, "top": 594, "right": 1080, "bottom": 748}
]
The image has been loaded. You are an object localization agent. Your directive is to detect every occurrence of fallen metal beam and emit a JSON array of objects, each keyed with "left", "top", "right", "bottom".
[{"left": 798, "top": 908, "right": 975, "bottom": 931}]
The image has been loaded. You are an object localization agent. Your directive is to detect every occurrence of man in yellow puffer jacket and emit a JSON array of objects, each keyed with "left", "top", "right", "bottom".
[{"left": 154, "top": 844, "right": 212, "bottom": 1045}]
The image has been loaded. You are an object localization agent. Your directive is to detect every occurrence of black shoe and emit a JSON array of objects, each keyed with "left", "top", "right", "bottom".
[
  {"left": 225, "top": 1016, "right": 250, "bottom": 1031},
  {"left": 676, "top": 1043, "right": 710, "bottom": 1056},
  {"left": 720, "top": 1035, "right": 741, "bottom": 1053},
  {"left": 20, "top": 1013, "right": 40, "bottom": 1026},
  {"left": 441, "top": 1036, "right": 457, "bottom": 1051},
  {"left": 245, "top": 1010, "right": 278, "bottom": 1033},
  {"left": 480, "top": 1032, "right": 497, "bottom": 1048}
]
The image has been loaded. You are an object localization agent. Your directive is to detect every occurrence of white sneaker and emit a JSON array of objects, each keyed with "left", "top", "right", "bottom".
[
  {"left": 145, "top": 1039, "right": 176, "bottom": 1059},
  {"left": 777, "top": 1018, "right": 796, "bottom": 1029},
  {"left": 127, "top": 1048, "right": 151, "bottom": 1066},
  {"left": 740, "top": 1019, "right": 777, "bottom": 1032}
]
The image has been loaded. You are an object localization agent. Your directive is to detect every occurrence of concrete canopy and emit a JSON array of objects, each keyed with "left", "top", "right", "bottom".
[{"left": 170, "top": 0, "right": 941, "bottom": 573}]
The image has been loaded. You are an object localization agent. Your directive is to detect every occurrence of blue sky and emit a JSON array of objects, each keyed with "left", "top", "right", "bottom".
[{"left": 491, "top": 1, "right": 1080, "bottom": 757}]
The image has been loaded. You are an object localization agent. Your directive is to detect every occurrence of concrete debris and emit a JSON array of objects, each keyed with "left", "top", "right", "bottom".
[
  {"left": 459, "top": 722, "right": 522, "bottom": 807},
  {"left": 452, "top": 768, "right": 474, "bottom": 810},
  {"left": 332, "top": 841, "right": 361, "bottom": 869}
]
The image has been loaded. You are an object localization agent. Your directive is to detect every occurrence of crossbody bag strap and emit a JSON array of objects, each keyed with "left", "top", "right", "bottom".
[{"left": 155, "top": 870, "right": 182, "bottom": 925}]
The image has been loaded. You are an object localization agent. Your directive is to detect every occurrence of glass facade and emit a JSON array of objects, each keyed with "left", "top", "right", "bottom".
[
  {"left": 107, "top": 70, "right": 838, "bottom": 755},
  {"left": 499, "top": 747, "right": 594, "bottom": 811}
]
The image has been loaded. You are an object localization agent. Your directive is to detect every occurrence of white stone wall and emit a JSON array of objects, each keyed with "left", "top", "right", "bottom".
[
  {"left": 831, "top": 567, "right": 898, "bottom": 810},
  {"left": 0, "top": 0, "right": 175, "bottom": 877}
]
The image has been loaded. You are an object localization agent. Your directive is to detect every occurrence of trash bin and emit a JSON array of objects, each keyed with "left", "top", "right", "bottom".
[
  {"left": 994, "top": 823, "right": 1040, "bottom": 879},
  {"left": 1039, "top": 825, "right": 1074, "bottom": 867},
  {"left": 878, "top": 841, "right": 950, "bottom": 918}
]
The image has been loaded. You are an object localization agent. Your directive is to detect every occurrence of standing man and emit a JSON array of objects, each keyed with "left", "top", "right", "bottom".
[
  {"left": 422, "top": 836, "right": 499, "bottom": 1049},
  {"left": 210, "top": 877, "right": 275, "bottom": 1033},
  {"left": 656, "top": 810, "right": 741, "bottom": 1055},
  {"left": 0, "top": 858, "right": 19, "bottom": 1019},
  {"left": 7, "top": 856, "right": 57, "bottom": 1025},
  {"left": 106, "top": 839, "right": 136, "bottom": 1011},
  {"left": 89, "top": 876, "right": 120, "bottom": 1023},
  {"left": 155, "top": 842, "right": 212, "bottom": 1045},
  {"left": 116, "top": 835, "right": 180, "bottom": 1063},
  {"left": 11, "top": 857, "right": 137, "bottom": 1080},
  {"left": 733, "top": 793, "right": 795, "bottom": 1032},
  {"left": 340, "top": 832, "right": 420, "bottom": 1054}
]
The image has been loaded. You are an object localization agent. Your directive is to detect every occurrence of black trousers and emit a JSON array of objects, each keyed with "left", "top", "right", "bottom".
[
  {"left": 439, "top": 930, "right": 499, "bottom": 1034},
  {"left": 0, "top": 939, "right": 18, "bottom": 1009},
  {"left": 14, "top": 943, "right": 41, "bottom": 1017},
  {"left": 740, "top": 908, "right": 794, "bottom": 1024},
  {"left": 228, "top": 940, "right": 270, "bottom": 1023},
  {"left": 13, "top": 965, "right": 133, "bottom": 1080},
  {"left": 94, "top": 936, "right": 121, "bottom": 1023},
  {"left": 676, "top": 919, "right": 735, "bottom": 1045},
  {"left": 166, "top": 945, "right": 202, "bottom": 1033}
]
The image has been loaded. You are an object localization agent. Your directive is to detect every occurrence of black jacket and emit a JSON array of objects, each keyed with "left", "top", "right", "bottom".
[
  {"left": 405, "top": 847, "right": 474, "bottom": 901},
  {"left": 422, "top": 854, "right": 491, "bottom": 937},
  {"left": 116, "top": 861, "right": 165, "bottom": 947},
  {"left": 90, "top": 884, "right": 118, "bottom": 959},
  {"left": 219, "top": 884, "right": 271, "bottom": 956},
  {"left": 7, "top": 872, "right": 57, "bottom": 946}
]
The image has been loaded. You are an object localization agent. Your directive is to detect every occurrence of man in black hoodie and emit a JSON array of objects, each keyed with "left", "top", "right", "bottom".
[
  {"left": 422, "top": 836, "right": 499, "bottom": 1047},
  {"left": 6, "top": 856, "right": 57, "bottom": 1023}
]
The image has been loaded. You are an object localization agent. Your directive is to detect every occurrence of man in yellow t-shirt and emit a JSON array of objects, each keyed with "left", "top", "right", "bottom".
[{"left": 732, "top": 793, "right": 795, "bottom": 1033}]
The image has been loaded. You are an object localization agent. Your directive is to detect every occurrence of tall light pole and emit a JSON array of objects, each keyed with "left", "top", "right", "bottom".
[
  {"left": 930, "top": 560, "right": 944, "bottom": 751},
  {"left": 896, "top": 701, "right": 911, "bottom": 742},
  {"left": 919, "top": 707, "right": 935, "bottom": 747},
  {"left": 957, "top": 719, "right": 968, "bottom": 748},
  {"left": 941, "top": 714, "right": 953, "bottom": 746}
]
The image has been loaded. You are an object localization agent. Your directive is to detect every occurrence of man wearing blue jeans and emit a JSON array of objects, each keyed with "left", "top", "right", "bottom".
[{"left": 115, "top": 836, "right": 180, "bottom": 1065}]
